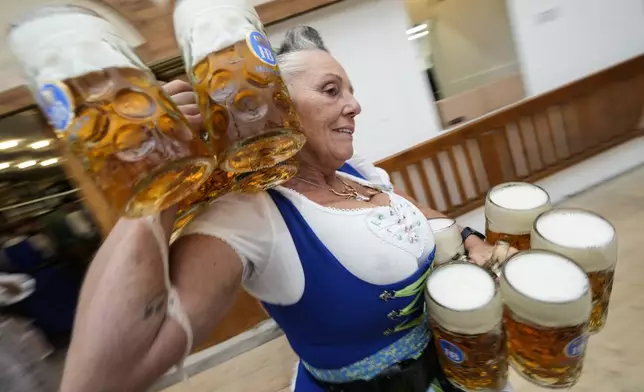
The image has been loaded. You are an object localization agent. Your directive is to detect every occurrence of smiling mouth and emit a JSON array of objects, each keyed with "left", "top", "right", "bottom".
[{"left": 333, "top": 128, "right": 354, "bottom": 135}]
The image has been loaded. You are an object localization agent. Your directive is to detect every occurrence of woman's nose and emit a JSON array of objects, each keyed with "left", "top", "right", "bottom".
[{"left": 344, "top": 95, "right": 362, "bottom": 118}]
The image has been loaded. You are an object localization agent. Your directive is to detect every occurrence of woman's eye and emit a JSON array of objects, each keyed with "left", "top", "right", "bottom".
[{"left": 323, "top": 85, "right": 339, "bottom": 97}]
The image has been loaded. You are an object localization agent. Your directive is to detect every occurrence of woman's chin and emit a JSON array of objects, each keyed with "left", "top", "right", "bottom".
[{"left": 335, "top": 145, "right": 354, "bottom": 163}]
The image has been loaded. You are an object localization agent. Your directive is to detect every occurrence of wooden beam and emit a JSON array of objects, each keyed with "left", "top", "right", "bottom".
[{"left": 256, "top": 0, "right": 344, "bottom": 25}]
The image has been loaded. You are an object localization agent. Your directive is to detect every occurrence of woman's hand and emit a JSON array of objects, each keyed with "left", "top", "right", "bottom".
[
  {"left": 162, "top": 80, "right": 203, "bottom": 131},
  {"left": 466, "top": 239, "right": 518, "bottom": 267}
]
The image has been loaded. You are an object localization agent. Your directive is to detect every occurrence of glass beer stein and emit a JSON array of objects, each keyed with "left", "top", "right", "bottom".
[
  {"left": 531, "top": 208, "right": 617, "bottom": 333},
  {"left": 173, "top": 0, "right": 306, "bottom": 174},
  {"left": 426, "top": 262, "right": 508, "bottom": 391},
  {"left": 8, "top": 6, "right": 215, "bottom": 217},
  {"left": 485, "top": 182, "right": 551, "bottom": 250},
  {"left": 171, "top": 157, "right": 299, "bottom": 241},
  {"left": 500, "top": 250, "right": 591, "bottom": 388},
  {"left": 427, "top": 218, "right": 465, "bottom": 266}
]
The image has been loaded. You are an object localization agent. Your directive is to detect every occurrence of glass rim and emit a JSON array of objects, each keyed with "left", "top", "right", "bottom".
[
  {"left": 501, "top": 249, "right": 590, "bottom": 305},
  {"left": 486, "top": 181, "right": 551, "bottom": 211},
  {"left": 427, "top": 217, "right": 457, "bottom": 234},
  {"left": 426, "top": 261, "right": 498, "bottom": 313},
  {"left": 8, "top": 5, "right": 102, "bottom": 35},
  {"left": 533, "top": 207, "right": 617, "bottom": 249}
]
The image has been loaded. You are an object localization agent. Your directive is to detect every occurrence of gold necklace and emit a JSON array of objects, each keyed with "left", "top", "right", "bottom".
[{"left": 295, "top": 176, "right": 380, "bottom": 202}]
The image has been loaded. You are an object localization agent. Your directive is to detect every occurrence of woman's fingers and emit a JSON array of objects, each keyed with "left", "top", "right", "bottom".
[
  {"left": 162, "top": 79, "right": 194, "bottom": 97},
  {"left": 170, "top": 91, "right": 197, "bottom": 107},
  {"left": 161, "top": 80, "right": 203, "bottom": 130},
  {"left": 179, "top": 103, "right": 200, "bottom": 116},
  {"left": 184, "top": 114, "right": 204, "bottom": 131}
]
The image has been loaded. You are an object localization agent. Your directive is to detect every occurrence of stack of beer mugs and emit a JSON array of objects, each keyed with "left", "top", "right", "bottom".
[
  {"left": 427, "top": 181, "right": 618, "bottom": 390},
  {"left": 8, "top": 0, "right": 305, "bottom": 235}
]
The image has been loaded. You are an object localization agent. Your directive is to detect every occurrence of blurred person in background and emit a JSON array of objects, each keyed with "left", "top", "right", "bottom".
[{"left": 1, "top": 273, "right": 59, "bottom": 392}]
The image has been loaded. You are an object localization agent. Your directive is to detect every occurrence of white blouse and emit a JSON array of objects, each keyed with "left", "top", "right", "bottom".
[{"left": 179, "top": 155, "right": 435, "bottom": 305}]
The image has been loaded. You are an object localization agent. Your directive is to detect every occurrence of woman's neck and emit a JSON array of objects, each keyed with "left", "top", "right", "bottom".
[{"left": 295, "top": 161, "right": 337, "bottom": 186}]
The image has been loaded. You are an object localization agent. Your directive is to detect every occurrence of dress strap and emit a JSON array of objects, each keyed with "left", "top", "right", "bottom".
[{"left": 337, "top": 163, "right": 367, "bottom": 180}]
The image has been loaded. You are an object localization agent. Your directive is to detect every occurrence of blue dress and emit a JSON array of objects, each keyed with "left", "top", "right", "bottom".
[{"left": 263, "top": 164, "right": 437, "bottom": 391}]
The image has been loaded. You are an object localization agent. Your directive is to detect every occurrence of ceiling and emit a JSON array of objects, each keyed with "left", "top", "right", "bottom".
[{"left": 0, "top": 108, "right": 62, "bottom": 177}]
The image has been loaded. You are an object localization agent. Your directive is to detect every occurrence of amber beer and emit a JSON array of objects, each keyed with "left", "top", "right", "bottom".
[
  {"left": 500, "top": 250, "right": 591, "bottom": 388},
  {"left": 531, "top": 208, "right": 617, "bottom": 333},
  {"left": 172, "top": 158, "right": 299, "bottom": 240},
  {"left": 426, "top": 262, "right": 508, "bottom": 391},
  {"left": 8, "top": 6, "right": 215, "bottom": 217},
  {"left": 485, "top": 182, "right": 551, "bottom": 250},
  {"left": 428, "top": 218, "right": 465, "bottom": 266},
  {"left": 173, "top": 0, "right": 306, "bottom": 174}
]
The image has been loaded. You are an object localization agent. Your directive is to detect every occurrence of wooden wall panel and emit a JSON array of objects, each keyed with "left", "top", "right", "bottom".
[{"left": 378, "top": 54, "right": 644, "bottom": 219}]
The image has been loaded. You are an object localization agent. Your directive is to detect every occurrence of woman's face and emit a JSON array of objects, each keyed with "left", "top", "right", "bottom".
[{"left": 284, "top": 50, "right": 362, "bottom": 169}]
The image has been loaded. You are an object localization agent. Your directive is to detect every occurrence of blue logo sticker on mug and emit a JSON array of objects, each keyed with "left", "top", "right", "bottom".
[
  {"left": 247, "top": 31, "right": 277, "bottom": 66},
  {"left": 439, "top": 339, "right": 465, "bottom": 364},
  {"left": 565, "top": 335, "right": 587, "bottom": 358},
  {"left": 37, "top": 82, "right": 74, "bottom": 132}
]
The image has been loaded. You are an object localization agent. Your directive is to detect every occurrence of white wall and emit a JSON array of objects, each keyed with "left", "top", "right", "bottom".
[
  {"left": 430, "top": 0, "right": 520, "bottom": 97},
  {"left": 266, "top": 0, "right": 442, "bottom": 162},
  {"left": 508, "top": 0, "right": 644, "bottom": 96}
]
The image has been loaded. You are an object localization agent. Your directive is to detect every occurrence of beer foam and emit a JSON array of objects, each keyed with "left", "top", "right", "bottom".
[
  {"left": 536, "top": 210, "right": 615, "bottom": 249},
  {"left": 174, "top": 0, "right": 260, "bottom": 67},
  {"left": 486, "top": 182, "right": 552, "bottom": 235},
  {"left": 531, "top": 209, "right": 617, "bottom": 272},
  {"left": 428, "top": 218, "right": 456, "bottom": 232},
  {"left": 505, "top": 252, "right": 587, "bottom": 302},
  {"left": 8, "top": 10, "right": 137, "bottom": 84},
  {"left": 489, "top": 183, "right": 549, "bottom": 210},
  {"left": 428, "top": 263, "right": 495, "bottom": 310},
  {"left": 426, "top": 263, "right": 501, "bottom": 334},
  {"left": 428, "top": 218, "right": 465, "bottom": 265},
  {"left": 501, "top": 251, "right": 591, "bottom": 327}
]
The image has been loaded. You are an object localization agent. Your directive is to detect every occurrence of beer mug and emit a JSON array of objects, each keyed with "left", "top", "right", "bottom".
[
  {"left": 426, "top": 262, "right": 508, "bottom": 391},
  {"left": 485, "top": 182, "right": 551, "bottom": 250},
  {"left": 427, "top": 218, "right": 464, "bottom": 266},
  {"left": 8, "top": 6, "right": 216, "bottom": 217},
  {"left": 531, "top": 208, "right": 617, "bottom": 333},
  {"left": 500, "top": 250, "right": 591, "bottom": 388},
  {"left": 172, "top": 157, "right": 299, "bottom": 240},
  {"left": 173, "top": 0, "right": 306, "bottom": 174}
]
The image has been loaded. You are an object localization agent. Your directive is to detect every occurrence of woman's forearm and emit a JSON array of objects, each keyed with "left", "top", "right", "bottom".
[{"left": 61, "top": 212, "right": 180, "bottom": 392}]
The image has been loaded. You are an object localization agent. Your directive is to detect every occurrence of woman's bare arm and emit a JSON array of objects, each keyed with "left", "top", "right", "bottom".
[{"left": 60, "top": 212, "right": 243, "bottom": 392}]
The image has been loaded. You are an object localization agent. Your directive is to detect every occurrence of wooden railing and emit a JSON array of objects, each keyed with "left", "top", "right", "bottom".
[{"left": 377, "top": 55, "right": 644, "bottom": 217}]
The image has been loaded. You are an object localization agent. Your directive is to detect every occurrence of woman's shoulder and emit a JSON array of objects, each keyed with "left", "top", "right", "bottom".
[
  {"left": 177, "top": 192, "right": 278, "bottom": 277},
  {"left": 182, "top": 192, "right": 273, "bottom": 234}
]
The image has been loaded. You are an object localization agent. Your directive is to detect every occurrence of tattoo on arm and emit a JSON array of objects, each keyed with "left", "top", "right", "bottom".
[{"left": 144, "top": 292, "right": 167, "bottom": 320}]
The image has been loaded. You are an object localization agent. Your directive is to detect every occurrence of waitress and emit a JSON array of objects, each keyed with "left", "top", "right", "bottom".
[{"left": 61, "top": 27, "right": 503, "bottom": 392}]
